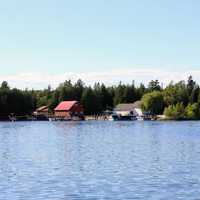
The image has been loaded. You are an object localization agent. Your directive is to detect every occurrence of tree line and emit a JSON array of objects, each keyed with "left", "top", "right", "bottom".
[
  {"left": 0, "top": 76, "right": 200, "bottom": 120},
  {"left": 141, "top": 76, "right": 200, "bottom": 120},
  {"left": 0, "top": 81, "right": 36, "bottom": 119}
]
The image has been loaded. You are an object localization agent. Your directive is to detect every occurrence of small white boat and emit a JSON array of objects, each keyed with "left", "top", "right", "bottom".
[
  {"left": 9, "top": 116, "right": 17, "bottom": 122},
  {"left": 137, "top": 116, "right": 144, "bottom": 121}
]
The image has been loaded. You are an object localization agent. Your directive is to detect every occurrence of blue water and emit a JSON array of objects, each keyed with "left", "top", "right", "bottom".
[{"left": 1, "top": 121, "right": 200, "bottom": 200}]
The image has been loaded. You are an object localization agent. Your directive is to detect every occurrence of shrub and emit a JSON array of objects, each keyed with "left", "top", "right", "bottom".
[
  {"left": 164, "top": 103, "right": 185, "bottom": 120},
  {"left": 185, "top": 103, "right": 200, "bottom": 120}
]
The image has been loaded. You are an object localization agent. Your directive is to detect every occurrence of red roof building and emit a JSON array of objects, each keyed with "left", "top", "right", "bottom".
[{"left": 54, "top": 101, "right": 84, "bottom": 119}]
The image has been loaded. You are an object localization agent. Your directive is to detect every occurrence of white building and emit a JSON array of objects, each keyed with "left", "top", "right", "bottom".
[{"left": 115, "top": 101, "right": 143, "bottom": 117}]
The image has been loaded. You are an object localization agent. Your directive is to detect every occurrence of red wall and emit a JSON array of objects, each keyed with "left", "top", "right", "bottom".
[{"left": 54, "top": 103, "right": 84, "bottom": 118}]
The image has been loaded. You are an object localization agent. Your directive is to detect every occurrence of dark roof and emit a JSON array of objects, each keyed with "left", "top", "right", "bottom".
[
  {"left": 54, "top": 101, "right": 77, "bottom": 111},
  {"left": 115, "top": 101, "right": 141, "bottom": 111}
]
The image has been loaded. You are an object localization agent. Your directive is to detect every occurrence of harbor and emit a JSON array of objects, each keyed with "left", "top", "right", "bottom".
[{"left": 6, "top": 100, "right": 159, "bottom": 122}]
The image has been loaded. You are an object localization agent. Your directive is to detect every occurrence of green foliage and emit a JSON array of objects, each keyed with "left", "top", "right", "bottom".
[
  {"left": 137, "top": 83, "right": 146, "bottom": 99},
  {"left": 163, "top": 76, "right": 200, "bottom": 120},
  {"left": 147, "top": 80, "right": 161, "bottom": 92},
  {"left": 0, "top": 85, "right": 36, "bottom": 117},
  {"left": 1, "top": 75, "right": 200, "bottom": 120},
  {"left": 190, "top": 86, "right": 200, "bottom": 104},
  {"left": 1, "top": 81, "right": 9, "bottom": 89},
  {"left": 100, "top": 84, "right": 113, "bottom": 110},
  {"left": 187, "top": 75, "right": 196, "bottom": 96},
  {"left": 141, "top": 91, "right": 164, "bottom": 115},
  {"left": 163, "top": 81, "right": 189, "bottom": 106},
  {"left": 164, "top": 103, "right": 185, "bottom": 120},
  {"left": 114, "top": 81, "right": 140, "bottom": 105},
  {"left": 185, "top": 103, "right": 200, "bottom": 120},
  {"left": 81, "top": 87, "right": 98, "bottom": 115},
  {"left": 113, "top": 83, "right": 126, "bottom": 105}
]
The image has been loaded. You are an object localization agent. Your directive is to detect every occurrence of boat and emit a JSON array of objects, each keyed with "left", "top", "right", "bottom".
[
  {"left": 9, "top": 116, "right": 17, "bottom": 122},
  {"left": 136, "top": 116, "right": 144, "bottom": 121},
  {"left": 109, "top": 114, "right": 137, "bottom": 121},
  {"left": 136, "top": 115, "right": 155, "bottom": 121}
]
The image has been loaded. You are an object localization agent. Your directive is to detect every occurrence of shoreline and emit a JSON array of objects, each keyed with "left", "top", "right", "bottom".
[{"left": 1, "top": 116, "right": 200, "bottom": 122}]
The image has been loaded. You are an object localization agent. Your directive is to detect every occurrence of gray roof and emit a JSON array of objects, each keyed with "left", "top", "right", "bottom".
[
  {"left": 132, "top": 101, "right": 142, "bottom": 108},
  {"left": 115, "top": 101, "right": 141, "bottom": 111}
]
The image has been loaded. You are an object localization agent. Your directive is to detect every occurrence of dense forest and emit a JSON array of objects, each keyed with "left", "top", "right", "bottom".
[{"left": 0, "top": 76, "right": 200, "bottom": 120}]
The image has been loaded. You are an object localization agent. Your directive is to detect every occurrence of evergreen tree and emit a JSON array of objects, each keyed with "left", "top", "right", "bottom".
[
  {"left": 123, "top": 82, "right": 137, "bottom": 103},
  {"left": 187, "top": 75, "right": 196, "bottom": 95},
  {"left": 137, "top": 83, "right": 146, "bottom": 99},
  {"left": 113, "top": 83, "right": 126, "bottom": 105},
  {"left": 81, "top": 87, "right": 98, "bottom": 115},
  {"left": 190, "top": 86, "right": 200, "bottom": 103},
  {"left": 1, "top": 81, "right": 9, "bottom": 89},
  {"left": 74, "top": 79, "right": 85, "bottom": 101},
  {"left": 148, "top": 80, "right": 161, "bottom": 92},
  {"left": 100, "top": 84, "right": 113, "bottom": 110}
]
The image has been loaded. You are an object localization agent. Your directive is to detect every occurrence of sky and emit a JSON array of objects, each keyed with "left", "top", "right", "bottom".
[{"left": 1, "top": 0, "right": 200, "bottom": 89}]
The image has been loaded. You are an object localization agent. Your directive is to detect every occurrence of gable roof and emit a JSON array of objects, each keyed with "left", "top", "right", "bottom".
[
  {"left": 115, "top": 101, "right": 142, "bottom": 111},
  {"left": 54, "top": 101, "right": 77, "bottom": 111},
  {"left": 36, "top": 106, "right": 48, "bottom": 112},
  {"left": 115, "top": 103, "right": 135, "bottom": 111},
  {"left": 132, "top": 101, "right": 142, "bottom": 108}
]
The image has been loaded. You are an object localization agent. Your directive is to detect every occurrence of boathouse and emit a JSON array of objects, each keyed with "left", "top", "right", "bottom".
[
  {"left": 54, "top": 101, "right": 84, "bottom": 119},
  {"left": 115, "top": 101, "right": 143, "bottom": 116},
  {"left": 34, "top": 106, "right": 49, "bottom": 117}
]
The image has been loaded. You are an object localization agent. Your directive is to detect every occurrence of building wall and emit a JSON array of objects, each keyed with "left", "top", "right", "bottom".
[
  {"left": 71, "top": 103, "right": 84, "bottom": 114},
  {"left": 54, "top": 111, "right": 71, "bottom": 118},
  {"left": 134, "top": 108, "right": 143, "bottom": 116},
  {"left": 37, "top": 111, "right": 49, "bottom": 117},
  {"left": 116, "top": 108, "right": 143, "bottom": 117},
  {"left": 54, "top": 104, "right": 84, "bottom": 118},
  {"left": 116, "top": 111, "right": 131, "bottom": 116}
]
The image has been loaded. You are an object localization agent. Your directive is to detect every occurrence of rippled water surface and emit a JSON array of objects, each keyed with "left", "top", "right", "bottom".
[{"left": 1, "top": 121, "right": 200, "bottom": 200}]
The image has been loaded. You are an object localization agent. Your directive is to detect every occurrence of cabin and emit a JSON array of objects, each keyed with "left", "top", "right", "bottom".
[
  {"left": 33, "top": 106, "right": 50, "bottom": 120},
  {"left": 34, "top": 106, "right": 49, "bottom": 117},
  {"left": 54, "top": 101, "right": 84, "bottom": 120},
  {"left": 115, "top": 101, "right": 143, "bottom": 117}
]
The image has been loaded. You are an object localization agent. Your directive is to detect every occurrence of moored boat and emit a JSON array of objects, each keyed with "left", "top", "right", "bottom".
[{"left": 109, "top": 114, "right": 137, "bottom": 121}]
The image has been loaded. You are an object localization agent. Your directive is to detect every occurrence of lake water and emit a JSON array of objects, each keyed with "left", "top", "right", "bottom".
[{"left": 1, "top": 121, "right": 200, "bottom": 200}]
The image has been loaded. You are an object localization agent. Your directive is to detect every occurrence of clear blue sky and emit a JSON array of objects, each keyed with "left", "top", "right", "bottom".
[{"left": 1, "top": 0, "right": 200, "bottom": 88}]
